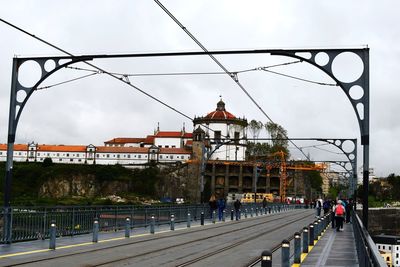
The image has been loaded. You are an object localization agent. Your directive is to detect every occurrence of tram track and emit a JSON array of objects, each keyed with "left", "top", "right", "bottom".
[
  {"left": 174, "top": 213, "right": 312, "bottom": 267},
  {"left": 3, "top": 210, "right": 312, "bottom": 267}
]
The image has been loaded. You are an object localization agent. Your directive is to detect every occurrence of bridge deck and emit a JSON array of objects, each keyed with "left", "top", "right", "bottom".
[{"left": 300, "top": 221, "right": 359, "bottom": 267}]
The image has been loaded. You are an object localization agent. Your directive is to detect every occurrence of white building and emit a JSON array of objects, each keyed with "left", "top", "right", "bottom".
[
  {"left": 373, "top": 235, "right": 400, "bottom": 267},
  {"left": 192, "top": 99, "right": 248, "bottom": 161}
]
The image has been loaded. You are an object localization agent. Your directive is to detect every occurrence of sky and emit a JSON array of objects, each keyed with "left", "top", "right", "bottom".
[{"left": 0, "top": 1, "right": 399, "bottom": 177}]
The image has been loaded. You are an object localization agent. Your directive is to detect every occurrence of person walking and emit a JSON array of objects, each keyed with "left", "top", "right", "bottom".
[
  {"left": 316, "top": 199, "right": 322, "bottom": 218},
  {"left": 209, "top": 195, "right": 217, "bottom": 219},
  {"left": 262, "top": 197, "right": 267, "bottom": 212},
  {"left": 217, "top": 197, "right": 226, "bottom": 221},
  {"left": 234, "top": 199, "right": 241, "bottom": 220},
  {"left": 335, "top": 200, "right": 345, "bottom": 232}
]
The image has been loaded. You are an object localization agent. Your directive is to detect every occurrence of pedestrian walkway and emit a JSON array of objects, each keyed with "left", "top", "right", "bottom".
[{"left": 300, "top": 222, "right": 359, "bottom": 266}]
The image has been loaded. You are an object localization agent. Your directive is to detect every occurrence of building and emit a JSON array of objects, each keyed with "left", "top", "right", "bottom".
[
  {"left": 193, "top": 99, "right": 248, "bottom": 161},
  {"left": 373, "top": 235, "right": 400, "bottom": 267}
]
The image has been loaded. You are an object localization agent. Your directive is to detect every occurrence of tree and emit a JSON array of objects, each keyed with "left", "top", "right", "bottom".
[
  {"left": 248, "top": 120, "right": 263, "bottom": 141},
  {"left": 265, "top": 122, "right": 290, "bottom": 157}
]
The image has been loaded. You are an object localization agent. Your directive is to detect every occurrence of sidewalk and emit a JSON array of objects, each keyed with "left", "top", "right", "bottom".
[{"left": 300, "top": 222, "right": 359, "bottom": 266}]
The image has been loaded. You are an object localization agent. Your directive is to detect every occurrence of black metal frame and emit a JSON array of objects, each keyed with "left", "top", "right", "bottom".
[{"left": 3, "top": 48, "right": 370, "bottom": 243}]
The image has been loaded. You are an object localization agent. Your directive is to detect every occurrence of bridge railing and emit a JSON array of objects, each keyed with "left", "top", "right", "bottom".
[
  {"left": 352, "top": 210, "right": 387, "bottom": 266},
  {"left": 0, "top": 203, "right": 297, "bottom": 243}
]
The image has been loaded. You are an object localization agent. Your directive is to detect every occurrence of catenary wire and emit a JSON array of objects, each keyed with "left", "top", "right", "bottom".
[
  {"left": 0, "top": 17, "right": 224, "bottom": 137},
  {"left": 36, "top": 72, "right": 99, "bottom": 90},
  {"left": 154, "top": 0, "right": 312, "bottom": 161}
]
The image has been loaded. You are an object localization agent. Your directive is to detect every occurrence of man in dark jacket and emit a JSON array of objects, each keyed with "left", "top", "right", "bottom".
[{"left": 234, "top": 199, "right": 241, "bottom": 220}]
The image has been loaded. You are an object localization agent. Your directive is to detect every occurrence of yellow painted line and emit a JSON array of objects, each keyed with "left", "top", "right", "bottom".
[
  {"left": 0, "top": 248, "right": 51, "bottom": 259},
  {"left": 57, "top": 242, "right": 94, "bottom": 249}
]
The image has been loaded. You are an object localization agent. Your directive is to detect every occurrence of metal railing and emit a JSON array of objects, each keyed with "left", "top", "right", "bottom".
[
  {"left": 352, "top": 211, "right": 387, "bottom": 266},
  {"left": 1, "top": 203, "right": 294, "bottom": 243}
]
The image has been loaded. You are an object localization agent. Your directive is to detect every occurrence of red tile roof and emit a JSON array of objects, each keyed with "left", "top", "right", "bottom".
[
  {"left": 37, "top": 145, "right": 87, "bottom": 152},
  {"left": 104, "top": 138, "right": 145, "bottom": 144},
  {"left": 143, "top": 135, "right": 155, "bottom": 144},
  {"left": 0, "top": 144, "right": 28, "bottom": 150}
]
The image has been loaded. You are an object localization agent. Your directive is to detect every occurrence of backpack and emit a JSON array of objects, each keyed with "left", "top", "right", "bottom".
[
  {"left": 323, "top": 201, "right": 330, "bottom": 209},
  {"left": 335, "top": 204, "right": 344, "bottom": 216}
]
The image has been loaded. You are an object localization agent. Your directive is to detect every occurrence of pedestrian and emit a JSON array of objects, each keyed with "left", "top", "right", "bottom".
[
  {"left": 217, "top": 197, "right": 226, "bottom": 221},
  {"left": 262, "top": 197, "right": 267, "bottom": 209},
  {"left": 323, "top": 200, "right": 330, "bottom": 215},
  {"left": 335, "top": 200, "right": 345, "bottom": 232},
  {"left": 234, "top": 199, "right": 241, "bottom": 220},
  {"left": 331, "top": 200, "right": 336, "bottom": 228},
  {"left": 209, "top": 194, "right": 217, "bottom": 219},
  {"left": 345, "top": 199, "right": 351, "bottom": 223},
  {"left": 316, "top": 199, "right": 322, "bottom": 218}
]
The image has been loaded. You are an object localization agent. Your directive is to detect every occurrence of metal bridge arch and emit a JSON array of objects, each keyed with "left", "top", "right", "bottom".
[{"left": 3, "top": 48, "right": 370, "bottom": 243}]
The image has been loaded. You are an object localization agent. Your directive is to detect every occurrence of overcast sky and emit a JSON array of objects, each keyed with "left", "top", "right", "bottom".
[{"left": 0, "top": 1, "right": 399, "bottom": 177}]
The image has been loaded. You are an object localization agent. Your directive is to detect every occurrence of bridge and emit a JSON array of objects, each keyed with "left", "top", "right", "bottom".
[{"left": 0, "top": 204, "right": 385, "bottom": 266}]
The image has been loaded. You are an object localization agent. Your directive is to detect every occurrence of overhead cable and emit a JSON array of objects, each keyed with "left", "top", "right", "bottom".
[{"left": 154, "top": 0, "right": 311, "bottom": 160}]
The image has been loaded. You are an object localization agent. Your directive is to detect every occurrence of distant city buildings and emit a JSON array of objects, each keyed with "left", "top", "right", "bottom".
[{"left": 0, "top": 99, "right": 247, "bottom": 167}]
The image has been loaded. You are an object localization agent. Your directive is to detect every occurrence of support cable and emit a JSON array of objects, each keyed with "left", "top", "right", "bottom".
[
  {"left": 36, "top": 72, "right": 99, "bottom": 90},
  {"left": 154, "top": 0, "right": 311, "bottom": 161}
]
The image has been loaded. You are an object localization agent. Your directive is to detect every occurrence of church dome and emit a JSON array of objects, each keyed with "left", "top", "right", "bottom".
[{"left": 204, "top": 100, "right": 236, "bottom": 120}]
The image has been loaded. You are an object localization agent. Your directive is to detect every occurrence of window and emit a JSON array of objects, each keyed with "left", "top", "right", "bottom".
[
  {"left": 96, "top": 154, "right": 99, "bottom": 158},
  {"left": 386, "top": 256, "right": 390, "bottom": 261},
  {"left": 234, "top": 131, "right": 240, "bottom": 144},
  {"left": 181, "top": 156, "right": 184, "bottom": 159},
  {"left": 158, "top": 145, "right": 162, "bottom": 148},
  {"left": 396, "top": 253, "right": 399, "bottom": 258},
  {"left": 78, "top": 159, "right": 82, "bottom": 162},
  {"left": 66, "top": 153, "right": 69, "bottom": 157},
  {"left": 57, "top": 153, "right": 60, "bottom": 157},
  {"left": 214, "top": 131, "right": 221, "bottom": 142},
  {"left": 172, "top": 145, "right": 176, "bottom": 148},
  {"left": 117, "top": 154, "right": 120, "bottom": 158},
  {"left": 35, "top": 152, "right": 38, "bottom": 156},
  {"left": 138, "top": 155, "right": 141, "bottom": 158},
  {"left": 127, "top": 155, "right": 130, "bottom": 158},
  {"left": 59, "top": 158, "right": 62, "bottom": 162},
  {"left": 383, "top": 246, "right": 386, "bottom": 250},
  {"left": 389, "top": 246, "right": 392, "bottom": 250},
  {"left": 165, "top": 145, "right": 169, "bottom": 148},
  {"left": 47, "top": 153, "right": 50, "bottom": 156},
  {"left": 160, "top": 155, "right": 163, "bottom": 159},
  {"left": 378, "top": 245, "right": 381, "bottom": 249},
  {"left": 70, "top": 159, "right": 73, "bottom": 162},
  {"left": 170, "top": 155, "right": 173, "bottom": 159},
  {"left": 107, "top": 154, "right": 110, "bottom": 158}
]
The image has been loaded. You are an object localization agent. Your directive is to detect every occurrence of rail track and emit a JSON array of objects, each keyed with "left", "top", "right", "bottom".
[{"left": 3, "top": 209, "right": 314, "bottom": 267}]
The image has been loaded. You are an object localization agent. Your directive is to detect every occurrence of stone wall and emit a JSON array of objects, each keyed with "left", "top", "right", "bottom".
[{"left": 359, "top": 208, "right": 400, "bottom": 236}]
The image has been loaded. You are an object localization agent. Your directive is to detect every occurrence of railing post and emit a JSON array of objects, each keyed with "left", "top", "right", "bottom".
[
  {"left": 261, "top": 250, "right": 272, "bottom": 267},
  {"left": 212, "top": 210, "right": 216, "bottom": 224},
  {"left": 49, "top": 220, "right": 56, "bottom": 250},
  {"left": 294, "top": 232, "right": 301, "bottom": 264},
  {"left": 125, "top": 217, "right": 130, "bottom": 238},
  {"left": 150, "top": 215, "right": 155, "bottom": 234},
  {"left": 92, "top": 218, "right": 99, "bottom": 243},
  {"left": 230, "top": 209, "right": 234, "bottom": 221},
  {"left": 302, "top": 227, "right": 309, "bottom": 253},
  {"left": 187, "top": 213, "right": 191, "bottom": 228},
  {"left": 200, "top": 212, "right": 204, "bottom": 225},
  {"left": 309, "top": 223, "right": 314, "bottom": 246},
  {"left": 170, "top": 214, "right": 175, "bottom": 231},
  {"left": 244, "top": 208, "right": 248, "bottom": 218},
  {"left": 281, "top": 239, "right": 290, "bottom": 267},
  {"left": 314, "top": 221, "right": 319, "bottom": 242},
  {"left": 251, "top": 208, "right": 254, "bottom": 217}
]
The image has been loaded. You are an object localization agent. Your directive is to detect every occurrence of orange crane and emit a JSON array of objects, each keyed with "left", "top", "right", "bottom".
[{"left": 264, "top": 151, "right": 326, "bottom": 202}]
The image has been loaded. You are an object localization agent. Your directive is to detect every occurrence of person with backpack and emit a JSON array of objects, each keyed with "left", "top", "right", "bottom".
[{"left": 335, "top": 200, "right": 345, "bottom": 232}]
